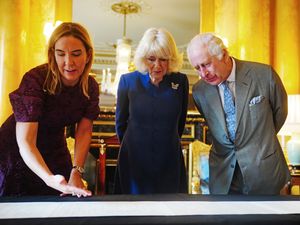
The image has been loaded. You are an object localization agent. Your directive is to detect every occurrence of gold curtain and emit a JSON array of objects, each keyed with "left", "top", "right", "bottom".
[
  {"left": 0, "top": 0, "right": 72, "bottom": 124},
  {"left": 199, "top": 0, "right": 300, "bottom": 94}
]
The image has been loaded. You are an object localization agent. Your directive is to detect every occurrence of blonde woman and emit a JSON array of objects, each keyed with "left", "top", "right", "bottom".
[
  {"left": 115, "top": 28, "right": 189, "bottom": 194},
  {"left": 0, "top": 22, "right": 100, "bottom": 197}
]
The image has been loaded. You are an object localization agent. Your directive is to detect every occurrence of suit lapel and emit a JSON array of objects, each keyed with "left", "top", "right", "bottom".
[
  {"left": 204, "top": 84, "right": 228, "bottom": 134},
  {"left": 235, "top": 59, "right": 252, "bottom": 129}
]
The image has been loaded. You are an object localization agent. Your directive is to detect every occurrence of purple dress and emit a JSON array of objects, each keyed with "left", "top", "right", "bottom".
[{"left": 0, "top": 64, "right": 100, "bottom": 196}]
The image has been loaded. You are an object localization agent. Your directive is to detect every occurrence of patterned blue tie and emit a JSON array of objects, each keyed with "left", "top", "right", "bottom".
[{"left": 221, "top": 81, "right": 236, "bottom": 142}]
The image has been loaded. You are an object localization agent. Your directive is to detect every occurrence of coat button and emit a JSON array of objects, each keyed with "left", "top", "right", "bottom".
[{"left": 230, "top": 164, "right": 235, "bottom": 168}]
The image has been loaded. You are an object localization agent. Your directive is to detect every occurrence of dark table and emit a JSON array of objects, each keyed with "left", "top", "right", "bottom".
[{"left": 1, "top": 194, "right": 300, "bottom": 225}]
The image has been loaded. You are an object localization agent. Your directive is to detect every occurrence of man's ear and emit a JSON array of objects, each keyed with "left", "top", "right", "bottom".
[{"left": 223, "top": 49, "right": 230, "bottom": 61}]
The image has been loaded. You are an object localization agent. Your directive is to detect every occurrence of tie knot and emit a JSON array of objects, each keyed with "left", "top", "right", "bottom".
[
  {"left": 222, "top": 81, "right": 234, "bottom": 102},
  {"left": 221, "top": 81, "right": 229, "bottom": 89}
]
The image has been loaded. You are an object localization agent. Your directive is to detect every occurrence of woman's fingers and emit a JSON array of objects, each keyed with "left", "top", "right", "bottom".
[
  {"left": 51, "top": 174, "right": 91, "bottom": 197},
  {"left": 62, "top": 186, "right": 92, "bottom": 198}
]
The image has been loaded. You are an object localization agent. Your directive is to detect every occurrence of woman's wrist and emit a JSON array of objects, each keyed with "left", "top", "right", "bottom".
[{"left": 72, "top": 165, "right": 85, "bottom": 176}]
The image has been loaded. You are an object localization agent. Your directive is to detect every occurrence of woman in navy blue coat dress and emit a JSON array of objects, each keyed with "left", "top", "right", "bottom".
[{"left": 115, "top": 28, "right": 189, "bottom": 194}]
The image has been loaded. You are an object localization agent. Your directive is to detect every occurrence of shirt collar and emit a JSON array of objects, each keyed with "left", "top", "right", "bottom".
[{"left": 227, "top": 57, "right": 236, "bottom": 82}]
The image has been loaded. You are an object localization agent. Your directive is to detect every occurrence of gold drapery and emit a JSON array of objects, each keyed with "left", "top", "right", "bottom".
[{"left": 200, "top": 0, "right": 300, "bottom": 94}]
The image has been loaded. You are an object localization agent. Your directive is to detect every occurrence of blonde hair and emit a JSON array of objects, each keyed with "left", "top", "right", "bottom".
[
  {"left": 44, "top": 22, "right": 94, "bottom": 98},
  {"left": 134, "top": 28, "right": 183, "bottom": 74}
]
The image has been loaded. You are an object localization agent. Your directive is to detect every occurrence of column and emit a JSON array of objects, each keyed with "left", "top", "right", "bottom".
[
  {"left": 0, "top": 0, "right": 30, "bottom": 124},
  {"left": 199, "top": 0, "right": 215, "bottom": 32},
  {"left": 274, "top": 0, "right": 300, "bottom": 94},
  {"left": 237, "top": 0, "right": 271, "bottom": 64}
]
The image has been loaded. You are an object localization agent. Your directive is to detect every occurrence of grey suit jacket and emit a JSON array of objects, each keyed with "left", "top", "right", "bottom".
[{"left": 192, "top": 58, "right": 290, "bottom": 194}]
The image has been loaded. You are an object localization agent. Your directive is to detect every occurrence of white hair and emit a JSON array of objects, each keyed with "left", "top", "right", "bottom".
[{"left": 187, "top": 33, "right": 227, "bottom": 61}]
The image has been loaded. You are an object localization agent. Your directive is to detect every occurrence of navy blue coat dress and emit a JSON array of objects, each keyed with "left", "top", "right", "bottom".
[{"left": 115, "top": 71, "right": 189, "bottom": 194}]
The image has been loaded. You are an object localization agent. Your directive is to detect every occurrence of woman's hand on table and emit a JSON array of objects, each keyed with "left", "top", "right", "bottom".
[{"left": 47, "top": 174, "right": 92, "bottom": 198}]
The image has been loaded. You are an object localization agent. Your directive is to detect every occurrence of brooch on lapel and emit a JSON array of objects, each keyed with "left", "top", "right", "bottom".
[{"left": 171, "top": 82, "right": 179, "bottom": 90}]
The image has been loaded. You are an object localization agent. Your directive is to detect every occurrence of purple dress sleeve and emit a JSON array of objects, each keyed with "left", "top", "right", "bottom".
[{"left": 9, "top": 65, "right": 46, "bottom": 122}]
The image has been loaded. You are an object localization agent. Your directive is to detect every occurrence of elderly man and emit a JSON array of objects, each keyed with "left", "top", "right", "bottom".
[{"left": 187, "top": 33, "right": 290, "bottom": 195}]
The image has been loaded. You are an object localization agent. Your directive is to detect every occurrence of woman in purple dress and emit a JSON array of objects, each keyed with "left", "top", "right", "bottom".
[
  {"left": 115, "top": 28, "right": 189, "bottom": 194},
  {"left": 0, "top": 22, "right": 100, "bottom": 197}
]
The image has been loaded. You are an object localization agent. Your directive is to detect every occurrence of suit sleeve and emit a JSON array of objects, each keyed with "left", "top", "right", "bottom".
[
  {"left": 178, "top": 74, "right": 189, "bottom": 137},
  {"left": 192, "top": 83, "right": 204, "bottom": 116},
  {"left": 115, "top": 75, "right": 129, "bottom": 142},
  {"left": 269, "top": 67, "right": 288, "bottom": 133}
]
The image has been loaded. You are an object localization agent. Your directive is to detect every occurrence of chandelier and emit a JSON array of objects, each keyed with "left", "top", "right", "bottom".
[{"left": 101, "top": 1, "right": 141, "bottom": 96}]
